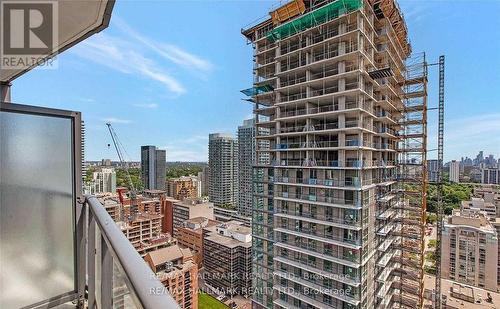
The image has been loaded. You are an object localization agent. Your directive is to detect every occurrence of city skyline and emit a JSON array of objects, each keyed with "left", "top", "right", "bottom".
[{"left": 9, "top": 0, "right": 500, "bottom": 162}]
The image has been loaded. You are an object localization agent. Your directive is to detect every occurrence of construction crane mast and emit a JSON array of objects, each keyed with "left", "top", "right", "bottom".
[
  {"left": 434, "top": 55, "right": 445, "bottom": 309},
  {"left": 106, "top": 123, "right": 137, "bottom": 220}
]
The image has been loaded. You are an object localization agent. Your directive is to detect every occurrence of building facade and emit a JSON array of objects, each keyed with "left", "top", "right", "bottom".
[
  {"left": 197, "top": 166, "right": 209, "bottom": 197},
  {"left": 170, "top": 198, "right": 214, "bottom": 237},
  {"left": 461, "top": 197, "right": 497, "bottom": 219},
  {"left": 238, "top": 118, "right": 256, "bottom": 217},
  {"left": 167, "top": 176, "right": 199, "bottom": 201},
  {"left": 214, "top": 206, "right": 252, "bottom": 227},
  {"left": 427, "top": 159, "right": 439, "bottom": 183},
  {"left": 203, "top": 221, "right": 252, "bottom": 297},
  {"left": 177, "top": 217, "right": 220, "bottom": 267},
  {"left": 92, "top": 167, "right": 116, "bottom": 193},
  {"left": 450, "top": 160, "right": 460, "bottom": 183},
  {"left": 473, "top": 185, "right": 500, "bottom": 217},
  {"left": 441, "top": 209, "right": 498, "bottom": 291},
  {"left": 141, "top": 145, "right": 167, "bottom": 190},
  {"left": 482, "top": 168, "right": 500, "bottom": 185},
  {"left": 242, "top": 1, "right": 421, "bottom": 308},
  {"left": 144, "top": 245, "right": 198, "bottom": 309},
  {"left": 208, "top": 133, "right": 238, "bottom": 208},
  {"left": 99, "top": 195, "right": 176, "bottom": 257}
]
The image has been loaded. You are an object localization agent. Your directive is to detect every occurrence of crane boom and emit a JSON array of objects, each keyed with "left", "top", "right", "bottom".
[{"left": 106, "top": 123, "right": 136, "bottom": 195}]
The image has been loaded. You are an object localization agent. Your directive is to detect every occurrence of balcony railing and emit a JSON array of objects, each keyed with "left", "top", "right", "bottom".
[
  {"left": 275, "top": 192, "right": 359, "bottom": 206},
  {"left": 274, "top": 176, "right": 361, "bottom": 188},
  {"left": 277, "top": 224, "right": 361, "bottom": 246},
  {"left": 83, "top": 196, "right": 179, "bottom": 308},
  {"left": 279, "top": 82, "right": 360, "bottom": 103},
  {"left": 275, "top": 209, "right": 361, "bottom": 227}
]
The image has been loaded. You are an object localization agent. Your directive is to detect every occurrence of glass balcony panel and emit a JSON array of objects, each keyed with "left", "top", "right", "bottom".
[
  {"left": 113, "top": 261, "right": 139, "bottom": 308},
  {"left": 0, "top": 110, "right": 75, "bottom": 308}
]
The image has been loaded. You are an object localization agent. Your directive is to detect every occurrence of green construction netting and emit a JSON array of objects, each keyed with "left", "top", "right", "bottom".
[{"left": 266, "top": 0, "right": 363, "bottom": 42}]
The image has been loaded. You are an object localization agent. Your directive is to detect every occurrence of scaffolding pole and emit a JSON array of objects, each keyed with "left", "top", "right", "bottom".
[
  {"left": 394, "top": 52, "right": 428, "bottom": 309},
  {"left": 435, "top": 55, "right": 445, "bottom": 309}
]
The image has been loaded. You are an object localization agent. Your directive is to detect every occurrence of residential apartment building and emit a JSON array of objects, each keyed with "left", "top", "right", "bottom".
[
  {"left": 242, "top": 0, "right": 421, "bottom": 308},
  {"left": 238, "top": 118, "right": 256, "bottom": 217},
  {"left": 92, "top": 167, "right": 116, "bottom": 193},
  {"left": 450, "top": 160, "right": 460, "bottom": 183},
  {"left": 473, "top": 185, "right": 500, "bottom": 217},
  {"left": 491, "top": 219, "right": 500, "bottom": 288},
  {"left": 177, "top": 217, "right": 220, "bottom": 267},
  {"left": 141, "top": 145, "right": 167, "bottom": 190},
  {"left": 208, "top": 133, "right": 238, "bottom": 208},
  {"left": 167, "top": 176, "right": 199, "bottom": 200},
  {"left": 144, "top": 245, "right": 198, "bottom": 309},
  {"left": 482, "top": 168, "right": 500, "bottom": 185},
  {"left": 160, "top": 196, "right": 180, "bottom": 234},
  {"left": 427, "top": 159, "right": 439, "bottom": 183},
  {"left": 461, "top": 197, "right": 497, "bottom": 220},
  {"left": 441, "top": 209, "right": 498, "bottom": 291},
  {"left": 214, "top": 206, "right": 252, "bottom": 227},
  {"left": 197, "top": 166, "right": 209, "bottom": 196},
  {"left": 98, "top": 195, "right": 176, "bottom": 257},
  {"left": 169, "top": 198, "right": 214, "bottom": 237},
  {"left": 203, "top": 221, "right": 252, "bottom": 297}
]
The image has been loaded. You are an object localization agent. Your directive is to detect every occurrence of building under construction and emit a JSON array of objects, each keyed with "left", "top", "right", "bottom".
[
  {"left": 242, "top": 0, "right": 428, "bottom": 308},
  {"left": 98, "top": 193, "right": 177, "bottom": 257}
]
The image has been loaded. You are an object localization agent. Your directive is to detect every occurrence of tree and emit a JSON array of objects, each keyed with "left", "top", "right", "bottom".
[
  {"left": 166, "top": 164, "right": 204, "bottom": 179},
  {"left": 116, "top": 167, "right": 143, "bottom": 190}
]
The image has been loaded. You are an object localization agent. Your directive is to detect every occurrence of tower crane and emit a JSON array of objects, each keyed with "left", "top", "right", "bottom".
[{"left": 106, "top": 123, "right": 138, "bottom": 221}]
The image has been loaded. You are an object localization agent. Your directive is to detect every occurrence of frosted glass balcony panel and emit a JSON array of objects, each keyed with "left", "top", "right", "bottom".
[{"left": 0, "top": 110, "right": 75, "bottom": 308}]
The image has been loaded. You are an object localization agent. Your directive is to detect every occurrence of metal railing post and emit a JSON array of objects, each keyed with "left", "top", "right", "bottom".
[
  {"left": 101, "top": 236, "right": 113, "bottom": 309},
  {"left": 77, "top": 198, "right": 87, "bottom": 308},
  {"left": 88, "top": 210, "right": 96, "bottom": 309}
]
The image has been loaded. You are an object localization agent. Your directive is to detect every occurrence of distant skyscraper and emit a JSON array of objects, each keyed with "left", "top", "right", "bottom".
[
  {"left": 141, "top": 146, "right": 167, "bottom": 190},
  {"left": 427, "top": 159, "right": 439, "bottom": 183},
  {"left": 474, "top": 151, "right": 484, "bottom": 166},
  {"left": 208, "top": 133, "right": 238, "bottom": 208},
  {"left": 238, "top": 119, "right": 255, "bottom": 217},
  {"left": 155, "top": 149, "right": 166, "bottom": 190},
  {"left": 450, "top": 160, "right": 460, "bottom": 183}
]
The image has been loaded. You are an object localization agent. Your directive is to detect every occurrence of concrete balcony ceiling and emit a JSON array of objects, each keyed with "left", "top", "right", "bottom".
[{"left": 1, "top": 0, "right": 115, "bottom": 82}]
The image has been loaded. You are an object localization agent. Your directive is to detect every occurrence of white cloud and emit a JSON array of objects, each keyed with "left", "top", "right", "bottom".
[
  {"left": 72, "top": 33, "right": 186, "bottom": 95},
  {"left": 113, "top": 18, "right": 214, "bottom": 72},
  {"left": 101, "top": 117, "right": 132, "bottom": 124},
  {"left": 132, "top": 103, "right": 158, "bottom": 109}
]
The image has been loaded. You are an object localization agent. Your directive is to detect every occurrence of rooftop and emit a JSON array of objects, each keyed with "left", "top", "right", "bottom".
[
  {"left": 446, "top": 209, "right": 496, "bottom": 233},
  {"left": 146, "top": 245, "right": 193, "bottom": 267},
  {"left": 175, "top": 198, "right": 213, "bottom": 208},
  {"left": 182, "top": 217, "right": 220, "bottom": 231},
  {"left": 204, "top": 221, "right": 252, "bottom": 248}
]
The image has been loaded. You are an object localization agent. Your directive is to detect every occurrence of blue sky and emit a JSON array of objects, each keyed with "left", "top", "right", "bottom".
[{"left": 11, "top": 0, "right": 500, "bottom": 162}]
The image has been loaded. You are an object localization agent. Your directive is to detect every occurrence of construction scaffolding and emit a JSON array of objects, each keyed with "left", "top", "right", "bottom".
[
  {"left": 394, "top": 53, "right": 428, "bottom": 308},
  {"left": 266, "top": 0, "right": 363, "bottom": 42}
]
